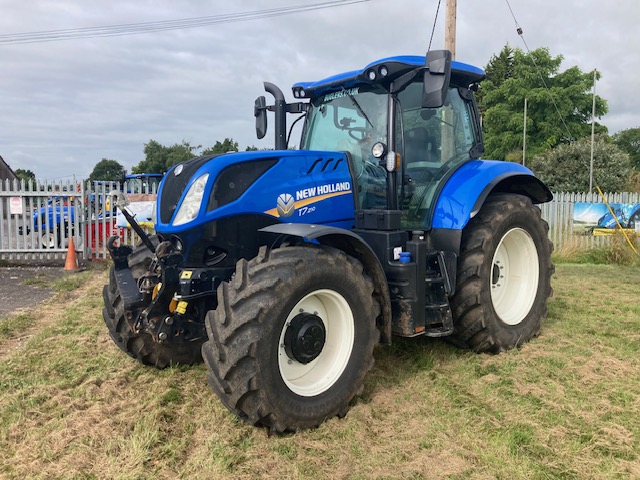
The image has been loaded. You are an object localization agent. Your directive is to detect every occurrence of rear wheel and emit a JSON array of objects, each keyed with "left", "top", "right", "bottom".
[
  {"left": 102, "top": 236, "right": 203, "bottom": 368},
  {"left": 449, "top": 194, "right": 554, "bottom": 352},
  {"left": 202, "top": 245, "right": 380, "bottom": 433},
  {"left": 40, "top": 223, "right": 73, "bottom": 248},
  {"left": 40, "top": 231, "right": 59, "bottom": 249}
]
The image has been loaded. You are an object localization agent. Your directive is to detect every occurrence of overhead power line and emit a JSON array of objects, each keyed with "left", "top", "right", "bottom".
[
  {"left": 0, "top": 0, "right": 370, "bottom": 46},
  {"left": 504, "top": 0, "right": 575, "bottom": 142}
]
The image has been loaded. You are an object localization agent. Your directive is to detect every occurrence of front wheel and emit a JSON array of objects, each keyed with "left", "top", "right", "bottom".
[
  {"left": 202, "top": 246, "right": 380, "bottom": 433},
  {"left": 449, "top": 194, "right": 554, "bottom": 353}
]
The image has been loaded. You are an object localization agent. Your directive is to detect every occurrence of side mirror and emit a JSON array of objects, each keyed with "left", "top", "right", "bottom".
[
  {"left": 422, "top": 50, "right": 452, "bottom": 108},
  {"left": 254, "top": 96, "right": 267, "bottom": 139}
]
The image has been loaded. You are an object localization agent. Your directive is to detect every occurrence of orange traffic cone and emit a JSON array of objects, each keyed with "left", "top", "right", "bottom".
[{"left": 64, "top": 236, "right": 79, "bottom": 272}]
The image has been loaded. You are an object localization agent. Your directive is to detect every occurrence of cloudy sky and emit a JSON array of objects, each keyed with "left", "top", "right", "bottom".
[{"left": 1, "top": 0, "right": 638, "bottom": 181}]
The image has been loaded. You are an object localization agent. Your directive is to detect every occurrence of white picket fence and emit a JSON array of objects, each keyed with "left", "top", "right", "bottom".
[{"left": 540, "top": 191, "right": 640, "bottom": 252}]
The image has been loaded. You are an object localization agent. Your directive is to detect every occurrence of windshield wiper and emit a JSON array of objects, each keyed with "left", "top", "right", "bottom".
[{"left": 341, "top": 86, "right": 374, "bottom": 128}]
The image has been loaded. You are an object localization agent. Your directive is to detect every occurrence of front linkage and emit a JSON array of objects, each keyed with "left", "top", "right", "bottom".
[{"left": 104, "top": 193, "right": 208, "bottom": 366}]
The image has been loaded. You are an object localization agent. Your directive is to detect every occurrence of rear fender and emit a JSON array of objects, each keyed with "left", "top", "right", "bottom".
[
  {"left": 432, "top": 160, "right": 552, "bottom": 231},
  {"left": 259, "top": 223, "right": 392, "bottom": 344}
]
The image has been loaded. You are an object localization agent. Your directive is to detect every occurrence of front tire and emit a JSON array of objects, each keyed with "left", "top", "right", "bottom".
[
  {"left": 202, "top": 245, "right": 380, "bottom": 433},
  {"left": 449, "top": 194, "right": 554, "bottom": 353}
]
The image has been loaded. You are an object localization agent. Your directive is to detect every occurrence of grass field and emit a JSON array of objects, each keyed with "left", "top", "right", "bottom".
[{"left": 1, "top": 262, "right": 639, "bottom": 479}]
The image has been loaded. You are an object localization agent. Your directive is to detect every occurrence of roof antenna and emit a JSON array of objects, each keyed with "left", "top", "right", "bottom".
[{"left": 427, "top": 0, "right": 442, "bottom": 52}]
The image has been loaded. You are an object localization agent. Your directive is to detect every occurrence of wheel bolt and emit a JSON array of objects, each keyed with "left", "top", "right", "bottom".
[{"left": 158, "top": 332, "right": 168, "bottom": 341}]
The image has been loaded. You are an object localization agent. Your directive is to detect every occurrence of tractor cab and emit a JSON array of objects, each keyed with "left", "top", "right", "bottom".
[{"left": 292, "top": 52, "right": 485, "bottom": 230}]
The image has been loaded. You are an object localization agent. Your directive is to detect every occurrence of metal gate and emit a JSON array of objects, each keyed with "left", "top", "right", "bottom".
[
  {"left": 0, "top": 179, "right": 155, "bottom": 264},
  {"left": 0, "top": 179, "right": 84, "bottom": 262}
]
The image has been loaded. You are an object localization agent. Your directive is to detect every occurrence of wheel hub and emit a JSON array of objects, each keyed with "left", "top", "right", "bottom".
[
  {"left": 284, "top": 313, "right": 326, "bottom": 364},
  {"left": 491, "top": 263, "right": 501, "bottom": 286}
]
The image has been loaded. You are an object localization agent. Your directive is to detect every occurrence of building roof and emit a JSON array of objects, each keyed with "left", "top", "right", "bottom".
[{"left": 0, "top": 155, "right": 18, "bottom": 183}]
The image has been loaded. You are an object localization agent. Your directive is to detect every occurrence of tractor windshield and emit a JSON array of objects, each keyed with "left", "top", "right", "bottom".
[{"left": 301, "top": 85, "right": 388, "bottom": 209}]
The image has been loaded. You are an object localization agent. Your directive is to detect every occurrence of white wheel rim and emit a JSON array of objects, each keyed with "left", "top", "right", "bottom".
[
  {"left": 278, "top": 289, "right": 354, "bottom": 397},
  {"left": 42, "top": 233, "right": 56, "bottom": 248},
  {"left": 490, "top": 228, "right": 539, "bottom": 326}
]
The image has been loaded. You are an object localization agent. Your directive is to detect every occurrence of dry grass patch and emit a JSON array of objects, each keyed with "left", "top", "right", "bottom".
[{"left": 0, "top": 263, "right": 639, "bottom": 479}]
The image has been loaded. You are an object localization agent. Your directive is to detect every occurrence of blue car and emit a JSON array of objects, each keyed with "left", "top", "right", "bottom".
[{"left": 18, "top": 196, "right": 77, "bottom": 248}]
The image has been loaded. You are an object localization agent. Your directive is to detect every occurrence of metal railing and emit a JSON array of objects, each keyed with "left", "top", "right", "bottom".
[{"left": 0, "top": 179, "right": 156, "bottom": 263}]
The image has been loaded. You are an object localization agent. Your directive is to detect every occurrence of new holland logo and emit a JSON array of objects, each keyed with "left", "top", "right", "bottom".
[{"left": 276, "top": 193, "right": 295, "bottom": 217}]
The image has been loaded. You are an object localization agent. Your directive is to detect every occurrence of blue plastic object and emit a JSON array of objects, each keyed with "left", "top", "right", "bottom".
[{"left": 399, "top": 252, "right": 411, "bottom": 263}]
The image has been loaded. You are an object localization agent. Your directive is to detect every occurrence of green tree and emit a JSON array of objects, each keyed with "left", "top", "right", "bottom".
[
  {"left": 89, "top": 158, "right": 127, "bottom": 182},
  {"left": 133, "top": 138, "right": 245, "bottom": 173},
  {"left": 528, "top": 135, "right": 631, "bottom": 192},
  {"left": 478, "top": 46, "right": 608, "bottom": 160},
  {"left": 475, "top": 44, "right": 515, "bottom": 115},
  {"left": 201, "top": 138, "right": 239, "bottom": 156},
  {"left": 133, "top": 140, "right": 201, "bottom": 174},
  {"left": 612, "top": 127, "right": 640, "bottom": 170},
  {"left": 14, "top": 168, "right": 36, "bottom": 182}
]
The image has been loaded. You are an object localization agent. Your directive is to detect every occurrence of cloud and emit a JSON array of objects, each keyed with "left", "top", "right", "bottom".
[{"left": 1, "top": 0, "right": 639, "bottom": 179}]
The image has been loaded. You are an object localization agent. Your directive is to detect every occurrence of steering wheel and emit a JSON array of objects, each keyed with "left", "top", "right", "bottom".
[{"left": 348, "top": 127, "right": 369, "bottom": 143}]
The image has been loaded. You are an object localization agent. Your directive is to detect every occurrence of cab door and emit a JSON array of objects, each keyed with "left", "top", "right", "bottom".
[{"left": 396, "top": 82, "right": 482, "bottom": 230}]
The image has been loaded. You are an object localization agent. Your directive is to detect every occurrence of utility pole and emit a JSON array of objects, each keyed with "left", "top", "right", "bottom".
[
  {"left": 523, "top": 98, "right": 528, "bottom": 166},
  {"left": 589, "top": 68, "right": 597, "bottom": 193},
  {"left": 445, "top": 0, "right": 456, "bottom": 59}
]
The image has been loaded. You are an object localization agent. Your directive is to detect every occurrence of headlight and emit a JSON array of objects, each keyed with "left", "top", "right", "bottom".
[
  {"left": 371, "top": 142, "right": 386, "bottom": 159},
  {"left": 173, "top": 173, "right": 209, "bottom": 226}
]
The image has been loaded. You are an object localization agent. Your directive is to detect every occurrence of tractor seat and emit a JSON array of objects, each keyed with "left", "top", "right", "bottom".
[{"left": 405, "top": 127, "right": 439, "bottom": 169}]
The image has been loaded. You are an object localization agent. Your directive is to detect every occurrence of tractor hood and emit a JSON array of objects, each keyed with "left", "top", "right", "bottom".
[{"left": 155, "top": 150, "right": 356, "bottom": 235}]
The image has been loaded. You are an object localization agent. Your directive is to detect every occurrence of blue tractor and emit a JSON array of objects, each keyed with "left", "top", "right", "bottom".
[{"left": 103, "top": 51, "right": 554, "bottom": 433}]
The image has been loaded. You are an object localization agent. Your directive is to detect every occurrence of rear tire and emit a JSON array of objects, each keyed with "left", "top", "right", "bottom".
[
  {"left": 202, "top": 245, "right": 380, "bottom": 433},
  {"left": 102, "top": 236, "right": 202, "bottom": 368},
  {"left": 449, "top": 194, "right": 554, "bottom": 353}
]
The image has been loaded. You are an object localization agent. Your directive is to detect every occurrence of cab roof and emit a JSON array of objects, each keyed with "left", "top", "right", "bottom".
[{"left": 292, "top": 55, "right": 485, "bottom": 100}]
